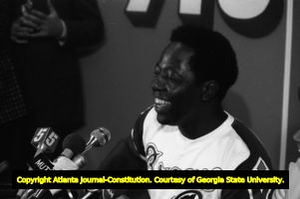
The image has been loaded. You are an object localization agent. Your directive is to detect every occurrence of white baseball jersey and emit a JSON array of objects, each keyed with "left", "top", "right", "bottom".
[{"left": 130, "top": 107, "right": 273, "bottom": 199}]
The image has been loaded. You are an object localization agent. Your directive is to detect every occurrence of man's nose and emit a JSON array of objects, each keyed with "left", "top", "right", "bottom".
[{"left": 151, "top": 75, "right": 166, "bottom": 91}]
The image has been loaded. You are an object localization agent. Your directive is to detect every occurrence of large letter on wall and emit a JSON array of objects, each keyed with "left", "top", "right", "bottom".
[
  {"left": 178, "top": 0, "right": 215, "bottom": 29},
  {"left": 125, "top": 0, "right": 165, "bottom": 27},
  {"left": 218, "top": 0, "right": 283, "bottom": 37}
]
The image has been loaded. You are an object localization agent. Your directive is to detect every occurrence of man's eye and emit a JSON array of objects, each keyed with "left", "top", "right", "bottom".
[
  {"left": 167, "top": 73, "right": 180, "bottom": 82},
  {"left": 153, "top": 66, "right": 161, "bottom": 75}
]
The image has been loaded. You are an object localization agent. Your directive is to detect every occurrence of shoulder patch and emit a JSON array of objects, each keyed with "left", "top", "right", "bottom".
[{"left": 253, "top": 157, "right": 269, "bottom": 170}]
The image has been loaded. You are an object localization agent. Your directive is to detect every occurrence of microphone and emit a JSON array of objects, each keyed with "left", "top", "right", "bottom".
[
  {"left": 57, "top": 133, "right": 86, "bottom": 159},
  {"left": 29, "top": 159, "right": 79, "bottom": 199},
  {"left": 48, "top": 128, "right": 111, "bottom": 198},
  {"left": 22, "top": 134, "right": 86, "bottom": 199},
  {"left": 27, "top": 133, "right": 86, "bottom": 171},
  {"left": 73, "top": 127, "right": 111, "bottom": 168},
  {"left": 81, "top": 189, "right": 102, "bottom": 199},
  {"left": 50, "top": 133, "right": 86, "bottom": 170},
  {"left": 83, "top": 127, "right": 111, "bottom": 154},
  {"left": 17, "top": 128, "right": 60, "bottom": 198},
  {"left": 30, "top": 127, "right": 60, "bottom": 157},
  {"left": 28, "top": 189, "right": 52, "bottom": 199},
  {"left": 73, "top": 128, "right": 112, "bottom": 199},
  {"left": 30, "top": 128, "right": 111, "bottom": 199}
]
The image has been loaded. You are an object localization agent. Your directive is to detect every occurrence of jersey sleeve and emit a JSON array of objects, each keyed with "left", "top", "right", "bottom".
[
  {"left": 221, "top": 189, "right": 273, "bottom": 199},
  {"left": 221, "top": 119, "right": 274, "bottom": 199}
]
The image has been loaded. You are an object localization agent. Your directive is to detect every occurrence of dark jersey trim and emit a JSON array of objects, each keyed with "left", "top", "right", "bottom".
[
  {"left": 231, "top": 119, "right": 273, "bottom": 170},
  {"left": 221, "top": 119, "right": 274, "bottom": 199},
  {"left": 130, "top": 106, "right": 153, "bottom": 158}
]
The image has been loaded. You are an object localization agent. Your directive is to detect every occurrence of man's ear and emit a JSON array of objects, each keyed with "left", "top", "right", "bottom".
[{"left": 201, "top": 80, "right": 219, "bottom": 101}]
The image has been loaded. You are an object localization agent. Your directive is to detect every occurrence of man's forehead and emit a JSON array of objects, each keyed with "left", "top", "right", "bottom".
[
  {"left": 165, "top": 42, "right": 193, "bottom": 53},
  {"left": 161, "top": 42, "right": 194, "bottom": 61}
]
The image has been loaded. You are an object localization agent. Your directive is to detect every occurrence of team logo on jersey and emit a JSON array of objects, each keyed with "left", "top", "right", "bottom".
[
  {"left": 146, "top": 143, "right": 163, "bottom": 170},
  {"left": 174, "top": 190, "right": 203, "bottom": 199},
  {"left": 253, "top": 157, "right": 269, "bottom": 171},
  {"left": 252, "top": 157, "right": 269, "bottom": 193},
  {"left": 157, "top": 162, "right": 181, "bottom": 170}
]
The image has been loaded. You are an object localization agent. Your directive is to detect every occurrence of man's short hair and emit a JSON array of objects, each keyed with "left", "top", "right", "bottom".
[{"left": 170, "top": 25, "right": 238, "bottom": 100}]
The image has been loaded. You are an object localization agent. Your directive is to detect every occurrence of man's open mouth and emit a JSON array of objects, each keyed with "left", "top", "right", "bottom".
[{"left": 154, "top": 98, "right": 171, "bottom": 111}]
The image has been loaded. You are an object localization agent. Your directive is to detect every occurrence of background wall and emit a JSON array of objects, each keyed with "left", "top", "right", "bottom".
[
  {"left": 77, "top": 0, "right": 287, "bottom": 169},
  {"left": 286, "top": 0, "right": 300, "bottom": 167}
]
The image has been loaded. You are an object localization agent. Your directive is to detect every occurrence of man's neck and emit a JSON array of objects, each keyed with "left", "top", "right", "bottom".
[{"left": 178, "top": 103, "right": 227, "bottom": 139}]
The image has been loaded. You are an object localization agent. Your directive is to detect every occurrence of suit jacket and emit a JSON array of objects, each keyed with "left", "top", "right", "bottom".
[
  {"left": 0, "top": 0, "right": 26, "bottom": 125},
  {"left": 12, "top": 0, "right": 104, "bottom": 134}
]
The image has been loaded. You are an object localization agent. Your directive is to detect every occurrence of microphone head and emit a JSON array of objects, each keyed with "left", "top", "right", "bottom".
[
  {"left": 32, "top": 189, "right": 52, "bottom": 199},
  {"left": 62, "top": 133, "right": 86, "bottom": 155},
  {"left": 91, "top": 127, "right": 111, "bottom": 146}
]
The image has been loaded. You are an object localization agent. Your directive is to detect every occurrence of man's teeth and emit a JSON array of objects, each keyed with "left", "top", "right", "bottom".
[{"left": 155, "top": 98, "right": 171, "bottom": 105}]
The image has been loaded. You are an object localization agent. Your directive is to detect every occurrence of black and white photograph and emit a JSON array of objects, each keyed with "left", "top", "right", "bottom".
[{"left": 0, "top": 0, "right": 299, "bottom": 198}]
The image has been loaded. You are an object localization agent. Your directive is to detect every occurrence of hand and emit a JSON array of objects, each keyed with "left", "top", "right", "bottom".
[
  {"left": 53, "top": 156, "right": 79, "bottom": 170},
  {"left": 23, "top": 0, "right": 63, "bottom": 38},
  {"left": 10, "top": 19, "right": 33, "bottom": 43}
]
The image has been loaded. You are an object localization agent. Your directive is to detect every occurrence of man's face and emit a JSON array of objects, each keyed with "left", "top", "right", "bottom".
[{"left": 151, "top": 42, "right": 201, "bottom": 125}]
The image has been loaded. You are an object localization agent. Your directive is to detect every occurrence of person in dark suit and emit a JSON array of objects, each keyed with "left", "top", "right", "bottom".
[
  {"left": 10, "top": 0, "right": 104, "bottom": 169},
  {"left": 0, "top": 0, "right": 27, "bottom": 184}
]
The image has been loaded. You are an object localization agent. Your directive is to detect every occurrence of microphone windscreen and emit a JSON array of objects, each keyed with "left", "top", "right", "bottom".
[{"left": 62, "top": 134, "right": 86, "bottom": 155}]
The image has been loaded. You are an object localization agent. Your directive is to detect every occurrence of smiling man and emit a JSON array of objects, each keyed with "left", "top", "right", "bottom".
[{"left": 100, "top": 25, "right": 273, "bottom": 199}]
